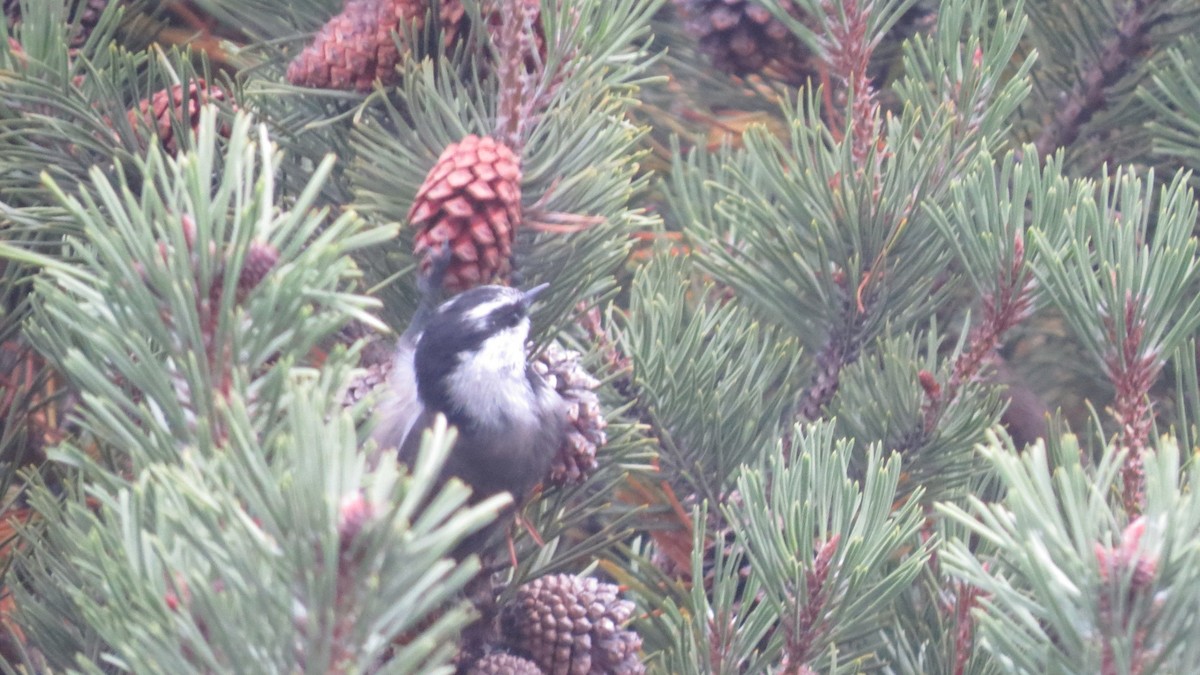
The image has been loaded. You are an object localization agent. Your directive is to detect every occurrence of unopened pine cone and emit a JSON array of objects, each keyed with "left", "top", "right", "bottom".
[
  {"left": 127, "top": 80, "right": 231, "bottom": 156},
  {"left": 286, "top": 0, "right": 424, "bottom": 92},
  {"left": 409, "top": 135, "right": 521, "bottom": 292},
  {"left": 673, "top": 0, "right": 809, "bottom": 80}
]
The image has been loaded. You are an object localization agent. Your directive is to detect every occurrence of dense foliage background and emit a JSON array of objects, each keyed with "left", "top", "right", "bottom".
[{"left": 2, "top": 0, "right": 1200, "bottom": 672}]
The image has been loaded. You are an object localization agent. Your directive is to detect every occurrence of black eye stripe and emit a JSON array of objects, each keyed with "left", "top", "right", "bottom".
[{"left": 491, "top": 304, "right": 524, "bottom": 329}]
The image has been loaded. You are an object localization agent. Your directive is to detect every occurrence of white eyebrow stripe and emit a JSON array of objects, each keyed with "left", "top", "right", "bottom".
[{"left": 463, "top": 296, "right": 516, "bottom": 323}]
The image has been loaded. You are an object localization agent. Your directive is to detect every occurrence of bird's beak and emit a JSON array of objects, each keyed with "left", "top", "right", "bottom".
[{"left": 522, "top": 283, "right": 550, "bottom": 308}]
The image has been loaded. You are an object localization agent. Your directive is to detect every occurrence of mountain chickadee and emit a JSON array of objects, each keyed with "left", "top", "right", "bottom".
[{"left": 372, "top": 283, "right": 566, "bottom": 552}]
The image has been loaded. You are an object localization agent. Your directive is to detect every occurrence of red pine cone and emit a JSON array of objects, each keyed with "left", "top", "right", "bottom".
[
  {"left": 286, "top": 0, "right": 424, "bottom": 92},
  {"left": 409, "top": 135, "right": 522, "bottom": 292},
  {"left": 127, "top": 80, "right": 232, "bottom": 156}
]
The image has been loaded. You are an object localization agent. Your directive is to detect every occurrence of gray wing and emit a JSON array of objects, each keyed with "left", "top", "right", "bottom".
[{"left": 370, "top": 334, "right": 426, "bottom": 465}]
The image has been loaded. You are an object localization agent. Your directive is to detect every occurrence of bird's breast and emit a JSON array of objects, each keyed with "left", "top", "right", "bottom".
[{"left": 444, "top": 360, "right": 537, "bottom": 430}]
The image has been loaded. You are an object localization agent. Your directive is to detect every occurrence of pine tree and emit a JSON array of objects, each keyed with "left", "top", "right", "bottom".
[{"left": 2, "top": 0, "right": 1200, "bottom": 673}]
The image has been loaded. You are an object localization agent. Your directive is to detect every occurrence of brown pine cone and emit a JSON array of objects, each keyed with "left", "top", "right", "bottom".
[
  {"left": 286, "top": 0, "right": 424, "bottom": 92},
  {"left": 337, "top": 319, "right": 395, "bottom": 368},
  {"left": 127, "top": 80, "right": 232, "bottom": 156},
  {"left": 71, "top": 0, "right": 111, "bottom": 46},
  {"left": 468, "top": 652, "right": 546, "bottom": 675},
  {"left": 673, "top": 0, "right": 810, "bottom": 81},
  {"left": 531, "top": 343, "right": 606, "bottom": 487},
  {"left": 340, "top": 361, "right": 391, "bottom": 410},
  {"left": 500, "top": 574, "right": 644, "bottom": 675},
  {"left": 408, "top": 135, "right": 522, "bottom": 292}
]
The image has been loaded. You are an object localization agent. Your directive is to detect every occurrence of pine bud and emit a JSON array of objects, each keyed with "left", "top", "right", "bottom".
[
  {"left": 236, "top": 239, "right": 278, "bottom": 301},
  {"left": 338, "top": 491, "right": 376, "bottom": 557}
]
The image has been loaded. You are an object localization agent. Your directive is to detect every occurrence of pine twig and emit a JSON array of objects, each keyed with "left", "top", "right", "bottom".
[
  {"left": 946, "top": 577, "right": 986, "bottom": 675},
  {"left": 1105, "top": 292, "right": 1159, "bottom": 515},
  {"left": 793, "top": 0, "right": 891, "bottom": 431},
  {"left": 492, "top": 0, "right": 539, "bottom": 149},
  {"left": 1033, "top": 0, "right": 1161, "bottom": 157},
  {"left": 778, "top": 534, "right": 840, "bottom": 673},
  {"left": 491, "top": 0, "right": 577, "bottom": 151},
  {"left": 918, "top": 231, "right": 1036, "bottom": 439},
  {"left": 797, "top": 310, "right": 864, "bottom": 423},
  {"left": 796, "top": 269, "right": 866, "bottom": 428},
  {"left": 816, "top": 0, "right": 879, "bottom": 172},
  {"left": 1094, "top": 518, "right": 1158, "bottom": 675}
]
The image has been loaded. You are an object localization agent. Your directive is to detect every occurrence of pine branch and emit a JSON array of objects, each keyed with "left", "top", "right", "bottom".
[
  {"left": 938, "top": 430, "right": 1200, "bottom": 673},
  {"left": 881, "top": 570, "right": 1000, "bottom": 675},
  {"left": 1143, "top": 37, "right": 1200, "bottom": 173},
  {"left": 920, "top": 147, "right": 1076, "bottom": 450},
  {"left": 0, "top": 33, "right": 237, "bottom": 209},
  {"left": 0, "top": 109, "right": 514, "bottom": 670},
  {"left": 729, "top": 422, "right": 930, "bottom": 670},
  {"left": 615, "top": 253, "right": 804, "bottom": 499},
  {"left": 1032, "top": 0, "right": 1164, "bottom": 158},
  {"left": 796, "top": 287, "right": 863, "bottom": 423},
  {"left": 677, "top": 0, "right": 1033, "bottom": 443},
  {"left": 830, "top": 329, "right": 1004, "bottom": 501},
  {"left": 628, "top": 501, "right": 781, "bottom": 674},
  {"left": 1032, "top": 168, "right": 1200, "bottom": 513}
]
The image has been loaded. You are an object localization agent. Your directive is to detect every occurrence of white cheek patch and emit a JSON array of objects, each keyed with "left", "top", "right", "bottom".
[{"left": 445, "top": 320, "right": 537, "bottom": 427}]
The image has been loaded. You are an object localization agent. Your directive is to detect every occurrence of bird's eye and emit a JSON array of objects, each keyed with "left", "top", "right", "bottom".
[{"left": 492, "top": 304, "right": 523, "bottom": 330}]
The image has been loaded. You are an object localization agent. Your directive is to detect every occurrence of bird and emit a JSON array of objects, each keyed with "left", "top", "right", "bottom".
[{"left": 371, "top": 283, "right": 567, "bottom": 557}]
